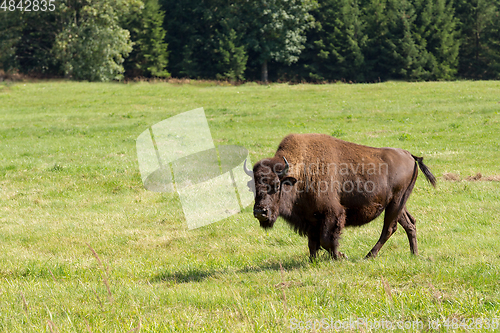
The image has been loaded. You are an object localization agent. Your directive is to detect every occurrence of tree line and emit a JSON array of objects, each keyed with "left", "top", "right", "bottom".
[{"left": 1, "top": 0, "right": 499, "bottom": 82}]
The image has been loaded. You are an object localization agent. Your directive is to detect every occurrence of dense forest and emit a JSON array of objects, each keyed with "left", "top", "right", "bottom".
[{"left": 1, "top": 0, "right": 499, "bottom": 82}]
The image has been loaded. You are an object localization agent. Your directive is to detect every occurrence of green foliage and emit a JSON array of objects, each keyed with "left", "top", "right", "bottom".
[
  {"left": 0, "top": 9, "right": 60, "bottom": 74},
  {"left": 359, "top": 0, "right": 427, "bottom": 80},
  {"left": 214, "top": 25, "right": 248, "bottom": 81},
  {"left": 412, "top": 0, "right": 460, "bottom": 80},
  {"left": 305, "top": 0, "right": 367, "bottom": 81},
  {"left": 160, "top": 0, "right": 248, "bottom": 79},
  {"left": 454, "top": 0, "right": 500, "bottom": 79},
  {"left": 122, "top": 0, "right": 170, "bottom": 78},
  {"left": 242, "top": 0, "right": 316, "bottom": 81},
  {"left": 0, "top": 11, "right": 21, "bottom": 71},
  {"left": 1, "top": 0, "right": 499, "bottom": 81},
  {"left": 160, "top": 0, "right": 314, "bottom": 81},
  {"left": 360, "top": 0, "right": 388, "bottom": 80},
  {"left": 53, "top": 0, "right": 134, "bottom": 81},
  {"left": 242, "top": 0, "right": 316, "bottom": 65},
  {"left": 300, "top": 0, "right": 462, "bottom": 82},
  {"left": 384, "top": 0, "right": 421, "bottom": 79}
]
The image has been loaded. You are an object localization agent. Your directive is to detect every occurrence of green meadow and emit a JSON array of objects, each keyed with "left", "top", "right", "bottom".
[{"left": 0, "top": 80, "right": 499, "bottom": 332}]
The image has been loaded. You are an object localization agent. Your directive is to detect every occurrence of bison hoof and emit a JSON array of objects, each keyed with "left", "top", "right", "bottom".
[{"left": 334, "top": 252, "right": 348, "bottom": 260}]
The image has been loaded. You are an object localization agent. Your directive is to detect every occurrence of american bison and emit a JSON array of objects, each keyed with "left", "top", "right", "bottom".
[{"left": 245, "top": 133, "right": 436, "bottom": 260}]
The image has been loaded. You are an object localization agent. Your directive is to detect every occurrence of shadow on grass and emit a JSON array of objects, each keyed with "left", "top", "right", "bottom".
[
  {"left": 151, "top": 267, "right": 221, "bottom": 283},
  {"left": 238, "top": 256, "right": 309, "bottom": 274},
  {"left": 151, "top": 256, "right": 310, "bottom": 284}
]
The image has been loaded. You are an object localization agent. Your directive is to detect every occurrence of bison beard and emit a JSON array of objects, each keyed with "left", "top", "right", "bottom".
[{"left": 250, "top": 133, "right": 436, "bottom": 260}]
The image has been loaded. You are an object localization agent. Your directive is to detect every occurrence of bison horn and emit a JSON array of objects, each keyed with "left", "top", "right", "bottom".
[
  {"left": 277, "top": 156, "right": 289, "bottom": 177},
  {"left": 243, "top": 158, "right": 253, "bottom": 177}
]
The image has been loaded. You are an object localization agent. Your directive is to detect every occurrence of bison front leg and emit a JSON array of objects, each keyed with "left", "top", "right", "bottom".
[
  {"left": 321, "top": 211, "right": 346, "bottom": 260},
  {"left": 307, "top": 231, "right": 321, "bottom": 262}
]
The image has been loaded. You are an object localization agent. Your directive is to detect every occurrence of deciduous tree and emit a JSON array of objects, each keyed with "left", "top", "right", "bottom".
[
  {"left": 241, "top": 0, "right": 316, "bottom": 82},
  {"left": 53, "top": 0, "right": 135, "bottom": 81}
]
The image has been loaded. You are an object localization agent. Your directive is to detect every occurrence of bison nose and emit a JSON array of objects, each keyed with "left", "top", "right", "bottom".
[{"left": 253, "top": 208, "right": 268, "bottom": 219}]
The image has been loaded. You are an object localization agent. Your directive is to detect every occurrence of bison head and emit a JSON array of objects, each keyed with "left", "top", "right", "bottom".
[{"left": 246, "top": 156, "right": 297, "bottom": 229}]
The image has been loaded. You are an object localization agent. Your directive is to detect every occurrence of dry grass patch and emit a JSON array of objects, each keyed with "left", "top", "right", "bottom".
[{"left": 442, "top": 172, "right": 500, "bottom": 182}]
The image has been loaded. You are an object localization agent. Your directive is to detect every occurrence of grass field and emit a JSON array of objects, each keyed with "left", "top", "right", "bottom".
[{"left": 0, "top": 80, "right": 499, "bottom": 332}]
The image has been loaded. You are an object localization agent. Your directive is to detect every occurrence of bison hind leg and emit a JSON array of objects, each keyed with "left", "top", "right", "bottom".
[
  {"left": 398, "top": 207, "right": 418, "bottom": 255},
  {"left": 365, "top": 202, "right": 400, "bottom": 259}
]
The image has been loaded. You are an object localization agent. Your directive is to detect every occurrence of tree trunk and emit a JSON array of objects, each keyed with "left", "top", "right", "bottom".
[{"left": 261, "top": 60, "right": 268, "bottom": 83}]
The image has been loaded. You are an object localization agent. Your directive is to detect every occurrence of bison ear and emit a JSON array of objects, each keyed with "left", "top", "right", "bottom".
[{"left": 281, "top": 177, "right": 297, "bottom": 187}]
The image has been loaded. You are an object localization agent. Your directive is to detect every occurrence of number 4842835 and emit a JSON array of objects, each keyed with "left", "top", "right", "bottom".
[{"left": 1, "top": 0, "right": 56, "bottom": 11}]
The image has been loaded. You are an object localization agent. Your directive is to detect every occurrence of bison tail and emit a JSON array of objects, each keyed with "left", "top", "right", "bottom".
[{"left": 412, "top": 155, "right": 436, "bottom": 188}]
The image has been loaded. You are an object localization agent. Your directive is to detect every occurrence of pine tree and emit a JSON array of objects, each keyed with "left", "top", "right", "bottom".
[
  {"left": 362, "top": 0, "right": 391, "bottom": 80},
  {"left": 484, "top": 2, "right": 500, "bottom": 78},
  {"left": 123, "top": 0, "right": 170, "bottom": 78},
  {"left": 211, "top": 4, "right": 249, "bottom": 81},
  {"left": 387, "top": 0, "right": 421, "bottom": 79},
  {"left": 364, "top": 0, "right": 423, "bottom": 80},
  {"left": 159, "top": 0, "right": 203, "bottom": 78},
  {"left": 413, "top": 0, "right": 460, "bottom": 80},
  {"left": 304, "top": 0, "right": 367, "bottom": 82},
  {"left": 454, "top": 0, "right": 500, "bottom": 78},
  {"left": 214, "top": 22, "right": 248, "bottom": 81}
]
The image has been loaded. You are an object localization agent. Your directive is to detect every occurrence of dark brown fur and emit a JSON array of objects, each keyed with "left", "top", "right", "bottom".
[{"left": 252, "top": 133, "right": 436, "bottom": 260}]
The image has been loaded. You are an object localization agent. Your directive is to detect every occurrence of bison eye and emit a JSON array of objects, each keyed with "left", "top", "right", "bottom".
[
  {"left": 265, "top": 183, "right": 276, "bottom": 194},
  {"left": 259, "top": 177, "right": 270, "bottom": 186},
  {"left": 258, "top": 177, "right": 280, "bottom": 194},
  {"left": 260, "top": 181, "right": 277, "bottom": 194},
  {"left": 269, "top": 181, "right": 281, "bottom": 194}
]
